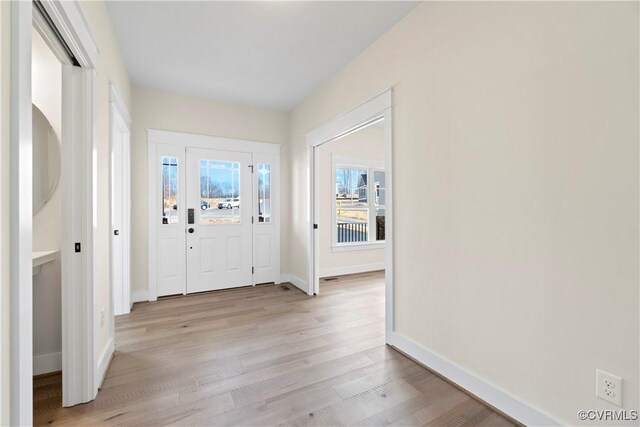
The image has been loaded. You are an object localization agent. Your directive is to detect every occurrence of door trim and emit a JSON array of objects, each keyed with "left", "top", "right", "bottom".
[
  {"left": 109, "top": 83, "right": 131, "bottom": 317},
  {"left": 148, "top": 129, "right": 281, "bottom": 154},
  {"left": 305, "top": 90, "right": 394, "bottom": 340},
  {"left": 9, "top": 2, "right": 33, "bottom": 423},
  {"left": 8, "top": 0, "right": 100, "bottom": 423},
  {"left": 147, "top": 129, "right": 281, "bottom": 301}
]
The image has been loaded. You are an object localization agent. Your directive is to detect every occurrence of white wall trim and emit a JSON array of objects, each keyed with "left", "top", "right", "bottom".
[
  {"left": 9, "top": 3, "right": 33, "bottom": 423},
  {"left": 132, "top": 291, "right": 150, "bottom": 303},
  {"left": 319, "top": 262, "right": 385, "bottom": 279},
  {"left": 95, "top": 336, "right": 114, "bottom": 389},
  {"left": 387, "top": 332, "right": 562, "bottom": 427},
  {"left": 148, "top": 129, "right": 281, "bottom": 154},
  {"left": 109, "top": 82, "right": 131, "bottom": 125},
  {"left": 1, "top": 3, "right": 10, "bottom": 424},
  {"left": 147, "top": 141, "right": 158, "bottom": 302},
  {"left": 38, "top": 0, "right": 99, "bottom": 68},
  {"left": 32, "top": 5, "right": 72, "bottom": 66},
  {"left": 33, "top": 352, "right": 62, "bottom": 376},
  {"left": 307, "top": 91, "right": 391, "bottom": 146}
]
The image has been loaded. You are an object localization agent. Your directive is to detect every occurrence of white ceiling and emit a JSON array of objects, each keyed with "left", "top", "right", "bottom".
[{"left": 106, "top": 1, "right": 419, "bottom": 111}]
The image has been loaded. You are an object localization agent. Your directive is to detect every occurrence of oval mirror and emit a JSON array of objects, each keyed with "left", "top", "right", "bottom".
[{"left": 32, "top": 104, "right": 61, "bottom": 214}]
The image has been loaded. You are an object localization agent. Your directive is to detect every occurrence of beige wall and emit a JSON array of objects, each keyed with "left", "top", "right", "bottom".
[
  {"left": 79, "top": 0, "right": 132, "bottom": 368},
  {"left": 0, "top": 2, "right": 11, "bottom": 423},
  {"left": 318, "top": 123, "right": 385, "bottom": 276},
  {"left": 31, "top": 28, "right": 62, "bottom": 370},
  {"left": 130, "top": 85, "right": 289, "bottom": 296},
  {"left": 289, "top": 2, "right": 639, "bottom": 424}
]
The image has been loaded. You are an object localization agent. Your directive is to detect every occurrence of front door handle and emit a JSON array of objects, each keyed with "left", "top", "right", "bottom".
[
  {"left": 114, "top": 230, "right": 119, "bottom": 236},
  {"left": 188, "top": 228, "right": 195, "bottom": 234}
]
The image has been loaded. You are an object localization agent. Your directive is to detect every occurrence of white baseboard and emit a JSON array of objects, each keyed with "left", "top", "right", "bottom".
[
  {"left": 387, "top": 332, "right": 561, "bottom": 426},
  {"left": 132, "top": 290, "right": 150, "bottom": 303},
  {"left": 96, "top": 336, "right": 114, "bottom": 389},
  {"left": 320, "top": 262, "right": 385, "bottom": 278},
  {"left": 33, "top": 352, "right": 62, "bottom": 376},
  {"left": 280, "top": 274, "right": 309, "bottom": 294}
]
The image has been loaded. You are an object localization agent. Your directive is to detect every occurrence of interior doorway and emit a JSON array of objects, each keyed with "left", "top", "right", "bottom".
[
  {"left": 315, "top": 120, "right": 386, "bottom": 280},
  {"left": 306, "top": 90, "right": 394, "bottom": 338},
  {"left": 147, "top": 130, "right": 281, "bottom": 300},
  {"left": 8, "top": 2, "right": 101, "bottom": 423},
  {"left": 31, "top": 24, "right": 63, "bottom": 380}
]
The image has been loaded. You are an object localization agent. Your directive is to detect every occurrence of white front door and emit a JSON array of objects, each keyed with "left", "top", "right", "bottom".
[{"left": 186, "top": 148, "right": 253, "bottom": 293}]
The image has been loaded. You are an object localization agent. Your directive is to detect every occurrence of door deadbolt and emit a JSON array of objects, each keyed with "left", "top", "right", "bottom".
[{"left": 188, "top": 228, "right": 195, "bottom": 233}]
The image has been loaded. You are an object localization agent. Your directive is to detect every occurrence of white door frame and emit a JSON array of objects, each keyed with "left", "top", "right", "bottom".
[
  {"left": 9, "top": 1, "right": 99, "bottom": 423},
  {"left": 9, "top": 2, "right": 34, "bottom": 423},
  {"left": 147, "top": 129, "right": 281, "bottom": 301},
  {"left": 109, "top": 83, "right": 132, "bottom": 316},
  {"left": 306, "top": 90, "right": 394, "bottom": 339}
]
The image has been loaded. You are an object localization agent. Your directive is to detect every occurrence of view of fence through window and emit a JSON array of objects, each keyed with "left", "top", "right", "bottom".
[
  {"left": 199, "top": 159, "right": 241, "bottom": 224},
  {"left": 374, "top": 170, "right": 385, "bottom": 241},
  {"left": 335, "top": 166, "right": 385, "bottom": 243},
  {"left": 161, "top": 156, "right": 179, "bottom": 224},
  {"left": 257, "top": 163, "right": 271, "bottom": 223},
  {"left": 335, "top": 167, "right": 369, "bottom": 243}
]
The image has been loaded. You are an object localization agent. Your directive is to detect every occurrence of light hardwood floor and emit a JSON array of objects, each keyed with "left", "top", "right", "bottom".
[{"left": 34, "top": 272, "right": 517, "bottom": 426}]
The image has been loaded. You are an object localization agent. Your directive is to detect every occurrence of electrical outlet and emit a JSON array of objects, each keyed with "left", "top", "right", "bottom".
[
  {"left": 596, "top": 369, "right": 622, "bottom": 406},
  {"left": 100, "top": 308, "right": 105, "bottom": 328}
]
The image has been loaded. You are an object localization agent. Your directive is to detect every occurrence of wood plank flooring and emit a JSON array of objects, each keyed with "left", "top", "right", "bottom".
[{"left": 34, "top": 272, "right": 517, "bottom": 426}]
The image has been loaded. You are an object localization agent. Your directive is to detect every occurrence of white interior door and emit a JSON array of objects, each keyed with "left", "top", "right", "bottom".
[
  {"left": 155, "top": 144, "right": 186, "bottom": 297},
  {"left": 186, "top": 148, "right": 253, "bottom": 293},
  {"left": 110, "top": 110, "right": 131, "bottom": 315},
  {"left": 111, "top": 127, "right": 124, "bottom": 313}
]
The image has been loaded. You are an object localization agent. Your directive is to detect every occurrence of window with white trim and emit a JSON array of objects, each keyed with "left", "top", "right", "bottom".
[{"left": 332, "top": 156, "right": 385, "bottom": 248}]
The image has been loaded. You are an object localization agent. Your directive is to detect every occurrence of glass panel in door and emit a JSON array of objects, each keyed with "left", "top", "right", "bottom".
[
  {"left": 186, "top": 148, "right": 253, "bottom": 294},
  {"left": 199, "top": 159, "right": 241, "bottom": 224},
  {"left": 257, "top": 163, "right": 271, "bottom": 223}
]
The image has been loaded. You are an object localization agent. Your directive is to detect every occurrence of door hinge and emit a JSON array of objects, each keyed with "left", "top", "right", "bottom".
[
  {"left": 252, "top": 216, "right": 254, "bottom": 224},
  {"left": 249, "top": 164, "right": 254, "bottom": 173},
  {"left": 314, "top": 224, "right": 318, "bottom": 229},
  {"left": 252, "top": 266, "right": 255, "bottom": 274}
]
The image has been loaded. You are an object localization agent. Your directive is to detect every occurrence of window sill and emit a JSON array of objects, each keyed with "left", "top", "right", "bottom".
[{"left": 332, "top": 242, "right": 385, "bottom": 252}]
